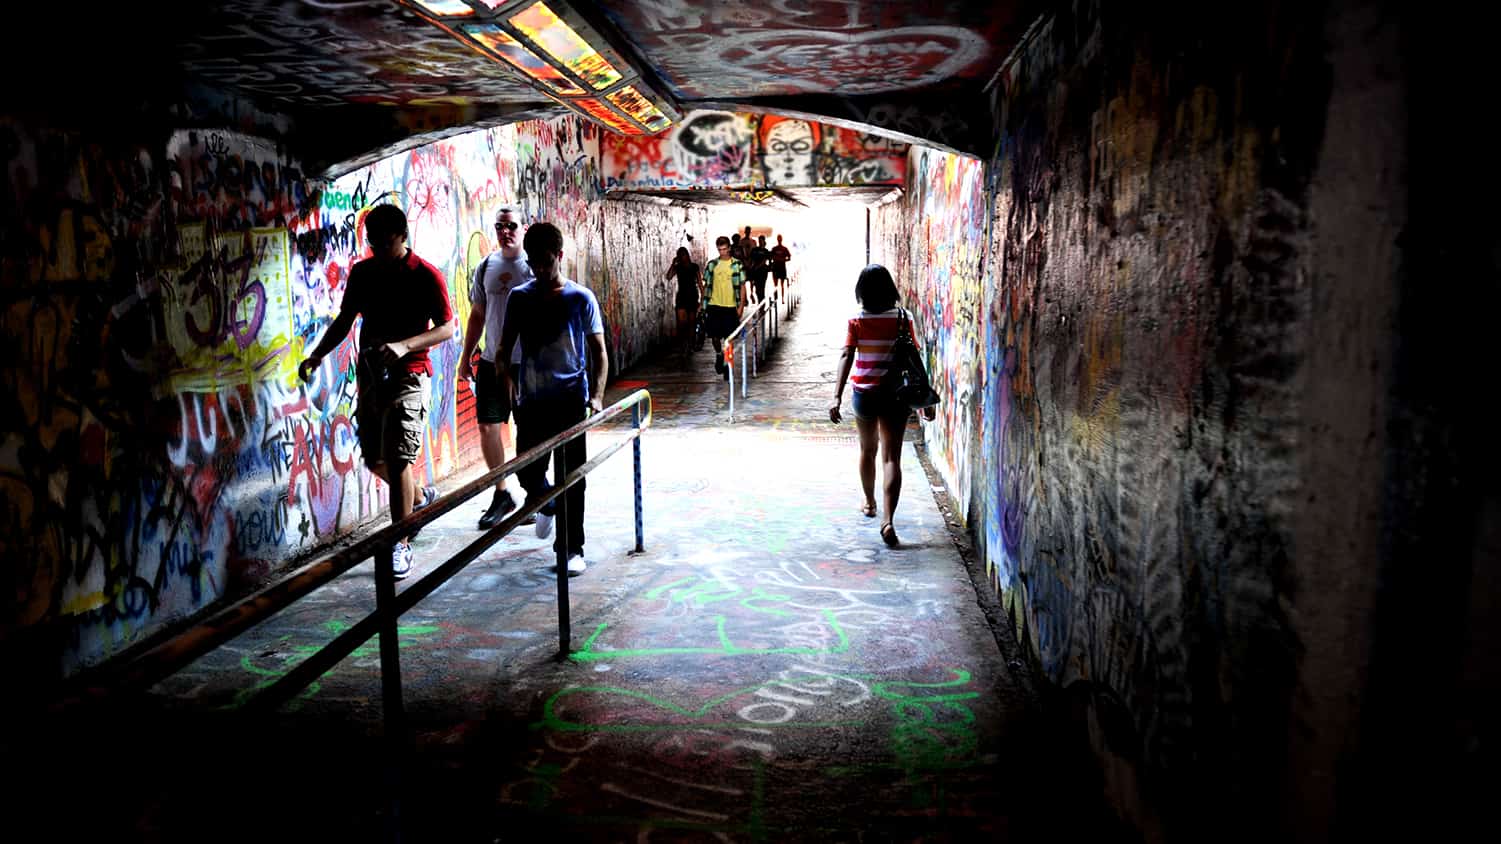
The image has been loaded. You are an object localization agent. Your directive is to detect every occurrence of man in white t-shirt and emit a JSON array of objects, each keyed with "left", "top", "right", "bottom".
[{"left": 458, "top": 206, "right": 534, "bottom": 530}]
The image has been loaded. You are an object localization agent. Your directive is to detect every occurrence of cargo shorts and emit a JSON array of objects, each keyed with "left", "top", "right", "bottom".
[{"left": 356, "top": 363, "right": 428, "bottom": 470}]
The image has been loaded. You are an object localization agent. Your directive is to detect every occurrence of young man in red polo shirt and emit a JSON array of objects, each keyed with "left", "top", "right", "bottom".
[{"left": 298, "top": 204, "right": 455, "bottom": 578}]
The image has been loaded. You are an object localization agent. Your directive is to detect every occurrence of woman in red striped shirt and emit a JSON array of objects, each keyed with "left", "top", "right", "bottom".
[{"left": 829, "top": 264, "right": 937, "bottom": 547}]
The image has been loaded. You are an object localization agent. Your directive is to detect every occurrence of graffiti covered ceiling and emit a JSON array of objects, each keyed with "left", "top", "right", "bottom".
[
  {"left": 593, "top": 1, "right": 1033, "bottom": 100},
  {"left": 4, "top": 0, "right": 1043, "bottom": 172}
]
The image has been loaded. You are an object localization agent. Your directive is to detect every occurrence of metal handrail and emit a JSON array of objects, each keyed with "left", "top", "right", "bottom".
[
  {"left": 68, "top": 389, "right": 654, "bottom": 705},
  {"left": 724, "top": 273, "right": 797, "bottom": 418},
  {"left": 251, "top": 390, "right": 652, "bottom": 708}
]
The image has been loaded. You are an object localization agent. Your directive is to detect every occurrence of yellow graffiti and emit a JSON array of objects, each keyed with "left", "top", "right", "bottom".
[{"left": 162, "top": 225, "right": 297, "bottom": 392}]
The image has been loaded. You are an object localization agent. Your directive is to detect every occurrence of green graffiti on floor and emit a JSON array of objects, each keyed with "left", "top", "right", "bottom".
[
  {"left": 873, "top": 669, "right": 980, "bottom": 775},
  {"left": 644, "top": 575, "right": 797, "bottom": 617},
  {"left": 820, "top": 668, "right": 981, "bottom": 812},
  {"left": 536, "top": 676, "right": 875, "bottom": 733},
  {"left": 571, "top": 608, "right": 849, "bottom": 662},
  {"left": 229, "top": 618, "right": 443, "bottom": 710},
  {"left": 571, "top": 576, "right": 849, "bottom": 661}
]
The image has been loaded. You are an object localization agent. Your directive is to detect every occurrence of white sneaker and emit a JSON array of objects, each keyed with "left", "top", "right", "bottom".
[
  {"left": 391, "top": 542, "right": 413, "bottom": 580},
  {"left": 534, "top": 508, "right": 554, "bottom": 540},
  {"left": 561, "top": 552, "right": 586, "bottom": 576}
]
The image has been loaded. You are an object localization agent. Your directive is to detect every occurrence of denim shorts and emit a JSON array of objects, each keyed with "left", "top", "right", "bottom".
[{"left": 850, "top": 388, "right": 909, "bottom": 423}]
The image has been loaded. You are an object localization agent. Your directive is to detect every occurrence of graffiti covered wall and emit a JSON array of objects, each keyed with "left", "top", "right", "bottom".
[
  {"left": 4, "top": 113, "right": 701, "bottom": 682},
  {"left": 0, "top": 122, "right": 348, "bottom": 680},
  {"left": 876, "top": 147, "right": 987, "bottom": 513},
  {"left": 602, "top": 111, "right": 907, "bottom": 191},
  {"left": 603, "top": 110, "right": 757, "bottom": 190},
  {"left": 871, "top": 0, "right": 1423, "bottom": 836},
  {"left": 896, "top": 0, "right": 1411, "bottom": 838}
]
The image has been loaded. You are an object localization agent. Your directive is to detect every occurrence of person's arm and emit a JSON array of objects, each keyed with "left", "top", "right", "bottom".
[
  {"left": 458, "top": 298, "right": 486, "bottom": 381},
  {"left": 496, "top": 296, "right": 522, "bottom": 400},
  {"left": 665, "top": 259, "right": 677, "bottom": 280},
  {"left": 380, "top": 320, "right": 455, "bottom": 364},
  {"left": 734, "top": 261, "right": 746, "bottom": 317},
  {"left": 586, "top": 332, "right": 609, "bottom": 413},
  {"left": 299, "top": 306, "right": 357, "bottom": 383},
  {"left": 829, "top": 344, "right": 855, "bottom": 424}
]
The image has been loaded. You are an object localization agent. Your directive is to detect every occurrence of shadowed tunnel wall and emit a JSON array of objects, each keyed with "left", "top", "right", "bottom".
[
  {"left": 876, "top": 0, "right": 1491, "bottom": 839},
  {"left": 0, "top": 113, "right": 707, "bottom": 682}
]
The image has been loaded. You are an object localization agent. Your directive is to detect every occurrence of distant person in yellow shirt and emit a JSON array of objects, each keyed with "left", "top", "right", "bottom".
[{"left": 701, "top": 236, "right": 745, "bottom": 380}]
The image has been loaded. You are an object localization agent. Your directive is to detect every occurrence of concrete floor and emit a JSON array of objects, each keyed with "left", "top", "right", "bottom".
[{"left": 11, "top": 274, "right": 1128, "bottom": 842}]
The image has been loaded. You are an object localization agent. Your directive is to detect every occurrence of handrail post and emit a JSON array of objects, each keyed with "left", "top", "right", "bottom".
[
  {"left": 374, "top": 540, "right": 406, "bottom": 843},
  {"left": 553, "top": 447, "right": 571, "bottom": 656},
  {"left": 727, "top": 340, "right": 735, "bottom": 418},
  {"left": 631, "top": 401, "right": 644, "bottom": 553},
  {"left": 751, "top": 310, "right": 759, "bottom": 378},
  {"left": 741, "top": 333, "right": 749, "bottom": 397}
]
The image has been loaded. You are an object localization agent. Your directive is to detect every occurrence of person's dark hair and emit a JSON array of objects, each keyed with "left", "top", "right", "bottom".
[
  {"left": 855, "top": 264, "right": 899, "bottom": 312},
  {"left": 676, "top": 246, "right": 690, "bottom": 261},
  {"left": 523, "top": 221, "right": 564, "bottom": 262},
  {"left": 365, "top": 204, "right": 407, "bottom": 241},
  {"left": 715, "top": 236, "right": 730, "bottom": 247}
]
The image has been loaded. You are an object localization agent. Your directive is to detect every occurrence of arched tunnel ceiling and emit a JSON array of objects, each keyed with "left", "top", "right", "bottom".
[{"left": 4, "top": 1, "right": 1043, "bottom": 175}]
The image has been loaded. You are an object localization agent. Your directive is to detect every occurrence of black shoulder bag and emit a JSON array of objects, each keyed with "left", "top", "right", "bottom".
[{"left": 886, "top": 308, "right": 940, "bottom": 410}]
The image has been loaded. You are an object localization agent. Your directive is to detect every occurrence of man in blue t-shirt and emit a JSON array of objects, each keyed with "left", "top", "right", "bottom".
[{"left": 496, "top": 222, "right": 608, "bottom": 576}]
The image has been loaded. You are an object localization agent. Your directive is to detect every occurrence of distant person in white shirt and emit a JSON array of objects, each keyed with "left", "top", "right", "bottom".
[{"left": 457, "top": 206, "right": 533, "bottom": 530}]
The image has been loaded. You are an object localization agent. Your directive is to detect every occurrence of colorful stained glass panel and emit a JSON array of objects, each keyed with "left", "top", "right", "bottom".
[
  {"left": 510, "top": 2, "right": 623, "bottom": 90},
  {"left": 461, "top": 23, "right": 585, "bottom": 95}
]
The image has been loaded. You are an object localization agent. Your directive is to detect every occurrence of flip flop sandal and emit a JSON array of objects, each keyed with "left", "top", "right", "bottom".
[
  {"left": 860, "top": 502, "right": 877, "bottom": 518},
  {"left": 880, "top": 522, "right": 899, "bottom": 547}
]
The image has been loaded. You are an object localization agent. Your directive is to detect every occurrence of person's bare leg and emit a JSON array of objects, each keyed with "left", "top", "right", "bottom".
[
  {"left": 479, "top": 422, "right": 507, "bottom": 492},
  {"left": 367, "top": 459, "right": 415, "bottom": 543},
  {"left": 856, "top": 416, "right": 878, "bottom": 516},
  {"left": 877, "top": 414, "right": 905, "bottom": 535},
  {"left": 390, "top": 460, "right": 415, "bottom": 543}
]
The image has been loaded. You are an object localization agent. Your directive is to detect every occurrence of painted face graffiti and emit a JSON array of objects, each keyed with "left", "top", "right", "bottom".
[{"left": 763, "top": 119, "right": 816, "bottom": 186}]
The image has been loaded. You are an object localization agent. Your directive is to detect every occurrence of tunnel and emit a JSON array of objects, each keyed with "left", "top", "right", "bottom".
[{"left": 0, "top": 1, "right": 1494, "bottom": 842}]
